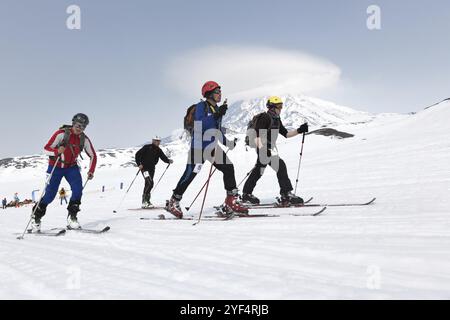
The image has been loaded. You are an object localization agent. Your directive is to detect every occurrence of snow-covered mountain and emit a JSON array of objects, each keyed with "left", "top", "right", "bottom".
[
  {"left": 0, "top": 94, "right": 385, "bottom": 174},
  {"left": 223, "top": 94, "right": 377, "bottom": 133}
]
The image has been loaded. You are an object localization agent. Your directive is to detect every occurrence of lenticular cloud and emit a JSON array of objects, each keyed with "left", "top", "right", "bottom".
[{"left": 165, "top": 45, "right": 341, "bottom": 100}]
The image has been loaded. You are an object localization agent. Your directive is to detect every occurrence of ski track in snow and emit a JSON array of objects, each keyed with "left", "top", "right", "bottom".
[{"left": 1, "top": 101, "right": 450, "bottom": 299}]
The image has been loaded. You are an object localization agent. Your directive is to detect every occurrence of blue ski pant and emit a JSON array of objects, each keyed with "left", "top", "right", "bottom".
[{"left": 41, "top": 165, "right": 83, "bottom": 205}]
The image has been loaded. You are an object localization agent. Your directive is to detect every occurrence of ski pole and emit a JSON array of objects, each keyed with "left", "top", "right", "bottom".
[
  {"left": 184, "top": 146, "right": 233, "bottom": 212},
  {"left": 17, "top": 156, "right": 61, "bottom": 240},
  {"left": 112, "top": 169, "right": 140, "bottom": 213},
  {"left": 151, "top": 163, "right": 170, "bottom": 195},
  {"left": 294, "top": 132, "right": 306, "bottom": 195},
  {"left": 82, "top": 178, "right": 90, "bottom": 191},
  {"left": 193, "top": 162, "right": 214, "bottom": 226},
  {"left": 185, "top": 166, "right": 218, "bottom": 212},
  {"left": 237, "top": 166, "right": 255, "bottom": 188}
]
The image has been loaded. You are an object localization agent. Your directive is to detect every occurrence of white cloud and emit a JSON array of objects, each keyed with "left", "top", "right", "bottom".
[{"left": 164, "top": 45, "right": 341, "bottom": 100}]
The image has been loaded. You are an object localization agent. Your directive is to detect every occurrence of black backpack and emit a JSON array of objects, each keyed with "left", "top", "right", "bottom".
[{"left": 245, "top": 113, "right": 272, "bottom": 148}]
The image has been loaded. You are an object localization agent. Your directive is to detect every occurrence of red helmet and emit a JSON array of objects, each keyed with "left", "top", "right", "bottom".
[{"left": 201, "top": 81, "right": 221, "bottom": 97}]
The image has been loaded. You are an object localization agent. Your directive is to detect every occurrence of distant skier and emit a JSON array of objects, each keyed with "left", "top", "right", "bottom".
[
  {"left": 14, "top": 193, "right": 20, "bottom": 207},
  {"left": 135, "top": 136, "right": 173, "bottom": 208},
  {"left": 30, "top": 113, "right": 97, "bottom": 232},
  {"left": 2, "top": 198, "right": 6, "bottom": 209},
  {"left": 241, "top": 96, "right": 309, "bottom": 205},
  {"left": 59, "top": 187, "right": 68, "bottom": 205},
  {"left": 166, "top": 81, "right": 248, "bottom": 218}
]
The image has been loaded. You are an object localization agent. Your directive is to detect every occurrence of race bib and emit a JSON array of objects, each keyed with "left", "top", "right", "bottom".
[
  {"left": 193, "top": 164, "right": 203, "bottom": 173},
  {"left": 271, "top": 148, "right": 279, "bottom": 157}
]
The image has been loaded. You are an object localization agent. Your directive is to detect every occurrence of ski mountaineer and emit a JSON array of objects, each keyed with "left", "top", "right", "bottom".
[
  {"left": 30, "top": 113, "right": 97, "bottom": 232},
  {"left": 2, "top": 198, "right": 6, "bottom": 209},
  {"left": 241, "top": 96, "right": 309, "bottom": 205},
  {"left": 14, "top": 193, "right": 20, "bottom": 207},
  {"left": 135, "top": 136, "right": 173, "bottom": 208},
  {"left": 59, "top": 187, "right": 68, "bottom": 205},
  {"left": 166, "top": 81, "right": 248, "bottom": 218}
]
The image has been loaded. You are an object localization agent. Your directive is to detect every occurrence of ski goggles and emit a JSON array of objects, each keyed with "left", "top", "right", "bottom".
[
  {"left": 212, "top": 88, "right": 222, "bottom": 95},
  {"left": 73, "top": 122, "right": 87, "bottom": 130}
]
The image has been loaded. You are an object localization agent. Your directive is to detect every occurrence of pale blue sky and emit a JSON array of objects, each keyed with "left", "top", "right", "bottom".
[{"left": 1, "top": 0, "right": 449, "bottom": 158}]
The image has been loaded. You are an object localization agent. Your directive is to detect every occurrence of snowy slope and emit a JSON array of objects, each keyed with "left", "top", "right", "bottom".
[{"left": 0, "top": 100, "right": 449, "bottom": 299}]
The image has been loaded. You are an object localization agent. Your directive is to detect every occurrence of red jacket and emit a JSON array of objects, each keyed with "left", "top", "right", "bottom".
[{"left": 44, "top": 128, "right": 97, "bottom": 174}]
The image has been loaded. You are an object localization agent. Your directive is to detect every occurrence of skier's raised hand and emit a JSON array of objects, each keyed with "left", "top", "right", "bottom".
[
  {"left": 297, "top": 123, "right": 309, "bottom": 134},
  {"left": 87, "top": 172, "right": 94, "bottom": 180}
]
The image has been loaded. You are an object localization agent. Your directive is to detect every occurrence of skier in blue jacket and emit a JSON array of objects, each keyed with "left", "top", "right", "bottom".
[{"left": 166, "top": 81, "right": 248, "bottom": 218}]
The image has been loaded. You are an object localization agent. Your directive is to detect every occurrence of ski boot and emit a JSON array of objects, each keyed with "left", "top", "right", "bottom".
[
  {"left": 29, "top": 203, "right": 47, "bottom": 233},
  {"left": 141, "top": 201, "right": 153, "bottom": 209},
  {"left": 241, "top": 193, "right": 260, "bottom": 205},
  {"left": 166, "top": 195, "right": 183, "bottom": 219},
  {"left": 279, "top": 191, "right": 304, "bottom": 206},
  {"left": 142, "top": 194, "right": 154, "bottom": 209},
  {"left": 67, "top": 201, "right": 81, "bottom": 230},
  {"left": 224, "top": 189, "right": 249, "bottom": 217}
]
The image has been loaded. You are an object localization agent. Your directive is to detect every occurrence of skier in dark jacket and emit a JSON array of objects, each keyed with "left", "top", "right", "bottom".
[
  {"left": 135, "top": 136, "right": 173, "bottom": 208},
  {"left": 2, "top": 198, "right": 6, "bottom": 209},
  {"left": 242, "top": 96, "right": 309, "bottom": 205}
]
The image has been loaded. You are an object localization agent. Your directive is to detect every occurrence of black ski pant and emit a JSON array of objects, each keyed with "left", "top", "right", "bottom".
[
  {"left": 243, "top": 151, "right": 293, "bottom": 195},
  {"left": 142, "top": 169, "right": 155, "bottom": 203},
  {"left": 172, "top": 148, "right": 236, "bottom": 199}
]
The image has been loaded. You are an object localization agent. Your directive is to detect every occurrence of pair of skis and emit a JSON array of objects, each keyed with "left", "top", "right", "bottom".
[
  {"left": 141, "top": 207, "right": 327, "bottom": 221},
  {"left": 246, "top": 197, "right": 376, "bottom": 209},
  {"left": 137, "top": 197, "right": 375, "bottom": 221},
  {"left": 23, "top": 226, "right": 110, "bottom": 237}
]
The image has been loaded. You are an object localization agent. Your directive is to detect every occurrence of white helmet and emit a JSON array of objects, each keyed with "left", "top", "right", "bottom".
[{"left": 152, "top": 136, "right": 161, "bottom": 141}]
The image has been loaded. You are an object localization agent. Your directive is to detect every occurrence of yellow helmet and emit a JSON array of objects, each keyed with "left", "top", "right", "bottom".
[{"left": 267, "top": 96, "right": 283, "bottom": 108}]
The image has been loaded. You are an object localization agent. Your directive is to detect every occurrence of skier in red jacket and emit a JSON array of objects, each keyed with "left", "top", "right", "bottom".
[{"left": 30, "top": 113, "right": 97, "bottom": 232}]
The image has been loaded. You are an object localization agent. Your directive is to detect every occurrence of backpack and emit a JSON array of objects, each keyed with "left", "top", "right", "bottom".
[
  {"left": 183, "top": 102, "right": 208, "bottom": 136},
  {"left": 59, "top": 125, "right": 85, "bottom": 151},
  {"left": 49, "top": 125, "right": 86, "bottom": 162},
  {"left": 245, "top": 113, "right": 272, "bottom": 148}
]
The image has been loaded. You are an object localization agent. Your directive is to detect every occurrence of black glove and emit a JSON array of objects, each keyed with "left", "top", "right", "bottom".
[
  {"left": 214, "top": 102, "right": 228, "bottom": 119},
  {"left": 297, "top": 123, "right": 309, "bottom": 134},
  {"left": 266, "top": 149, "right": 272, "bottom": 158}
]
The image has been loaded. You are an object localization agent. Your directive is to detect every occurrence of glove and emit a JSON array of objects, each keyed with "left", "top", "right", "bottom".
[
  {"left": 214, "top": 102, "right": 228, "bottom": 119},
  {"left": 87, "top": 172, "right": 94, "bottom": 180},
  {"left": 57, "top": 146, "right": 66, "bottom": 155},
  {"left": 297, "top": 123, "right": 309, "bottom": 134},
  {"left": 169, "top": 159, "right": 174, "bottom": 164},
  {"left": 266, "top": 149, "right": 272, "bottom": 158}
]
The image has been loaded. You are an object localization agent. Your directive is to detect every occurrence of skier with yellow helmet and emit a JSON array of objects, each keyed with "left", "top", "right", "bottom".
[{"left": 241, "top": 96, "right": 309, "bottom": 205}]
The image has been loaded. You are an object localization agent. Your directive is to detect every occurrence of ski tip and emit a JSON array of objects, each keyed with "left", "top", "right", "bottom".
[
  {"left": 313, "top": 207, "right": 327, "bottom": 216},
  {"left": 367, "top": 197, "right": 376, "bottom": 205}
]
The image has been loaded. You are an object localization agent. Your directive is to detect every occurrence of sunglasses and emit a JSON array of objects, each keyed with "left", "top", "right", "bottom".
[{"left": 212, "top": 88, "right": 222, "bottom": 94}]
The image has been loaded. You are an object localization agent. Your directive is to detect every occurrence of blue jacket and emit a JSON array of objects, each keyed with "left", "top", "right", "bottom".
[{"left": 191, "top": 101, "right": 225, "bottom": 150}]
